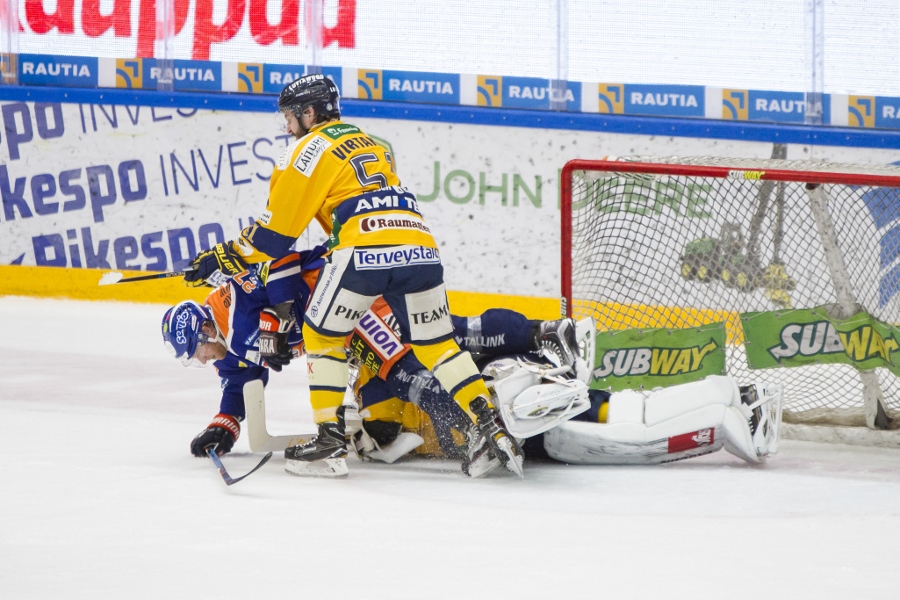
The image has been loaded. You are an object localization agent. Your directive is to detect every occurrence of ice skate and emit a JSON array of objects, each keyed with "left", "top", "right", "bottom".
[
  {"left": 535, "top": 318, "right": 579, "bottom": 370},
  {"left": 463, "top": 397, "right": 524, "bottom": 479},
  {"left": 284, "top": 420, "right": 349, "bottom": 477}
]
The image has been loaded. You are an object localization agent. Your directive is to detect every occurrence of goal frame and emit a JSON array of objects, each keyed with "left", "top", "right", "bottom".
[{"left": 559, "top": 157, "right": 900, "bottom": 440}]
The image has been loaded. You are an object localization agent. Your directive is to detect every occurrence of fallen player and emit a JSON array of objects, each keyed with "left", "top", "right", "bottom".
[
  {"left": 162, "top": 260, "right": 782, "bottom": 477},
  {"left": 161, "top": 256, "right": 586, "bottom": 477}
]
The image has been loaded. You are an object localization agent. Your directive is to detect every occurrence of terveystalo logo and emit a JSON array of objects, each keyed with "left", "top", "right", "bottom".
[{"left": 591, "top": 323, "right": 726, "bottom": 392}]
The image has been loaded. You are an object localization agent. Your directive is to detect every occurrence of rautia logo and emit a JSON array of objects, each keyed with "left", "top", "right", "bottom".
[{"left": 354, "top": 246, "right": 440, "bottom": 270}]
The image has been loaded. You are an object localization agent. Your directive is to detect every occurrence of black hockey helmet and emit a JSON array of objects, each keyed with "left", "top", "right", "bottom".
[{"left": 278, "top": 74, "right": 341, "bottom": 121}]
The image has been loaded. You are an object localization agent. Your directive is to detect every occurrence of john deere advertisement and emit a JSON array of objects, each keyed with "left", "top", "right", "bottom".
[
  {"left": 591, "top": 323, "right": 727, "bottom": 391},
  {"left": 741, "top": 305, "right": 900, "bottom": 375}
]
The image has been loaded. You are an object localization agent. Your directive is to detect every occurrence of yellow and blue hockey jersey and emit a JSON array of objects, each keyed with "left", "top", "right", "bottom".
[{"left": 235, "top": 120, "right": 437, "bottom": 263}]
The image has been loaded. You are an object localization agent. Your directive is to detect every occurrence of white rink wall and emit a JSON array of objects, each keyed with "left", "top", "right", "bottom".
[{"left": 4, "top": 100, "right": 900, "bottom": 299}]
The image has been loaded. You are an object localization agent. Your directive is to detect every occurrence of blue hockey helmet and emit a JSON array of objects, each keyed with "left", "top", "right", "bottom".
[{"left": 161, "top": 301, "right": 215, "bottom": 366}]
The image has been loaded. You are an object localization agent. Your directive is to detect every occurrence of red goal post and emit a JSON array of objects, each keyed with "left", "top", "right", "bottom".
[{"left": 560, "top": 155, "right": 900, "bottom": 439}]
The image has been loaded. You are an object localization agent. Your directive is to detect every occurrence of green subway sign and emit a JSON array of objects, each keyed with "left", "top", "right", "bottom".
[
  {"left": 741, "top": 305, "right": 900, "bottom": 374},
  {"left": 591, "top": 323, "right": 726, "bottom": 391}
]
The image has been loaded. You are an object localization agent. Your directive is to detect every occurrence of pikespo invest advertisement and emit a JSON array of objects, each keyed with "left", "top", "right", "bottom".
[{"left": 5, "top": 98, "right": 900, "bottom": 300}]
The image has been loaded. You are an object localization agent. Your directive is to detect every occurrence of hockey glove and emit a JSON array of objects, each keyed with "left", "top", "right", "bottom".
[
  {"left": 190, "top": 414, "right": 241, "bottom": 457},
  {"left": 183, "top": 242, "right": 248, "bottom": 288},
  {"left": 259, "top": 307, "right": 295, "bottom": 372}
]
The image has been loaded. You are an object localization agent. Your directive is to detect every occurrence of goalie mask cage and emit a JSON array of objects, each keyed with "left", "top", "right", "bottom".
[{"left": 560, "top": 155, "right": 900, "bottom": 435}]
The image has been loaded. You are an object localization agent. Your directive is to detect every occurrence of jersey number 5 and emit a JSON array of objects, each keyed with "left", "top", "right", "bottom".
[{"left": 350, "top": 153, "right": 388, "bottom": 189}]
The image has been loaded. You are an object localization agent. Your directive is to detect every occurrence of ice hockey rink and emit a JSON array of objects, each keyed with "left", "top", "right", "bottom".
[{"left": 3, "top": 296, "right": 900, "bottom": 600}]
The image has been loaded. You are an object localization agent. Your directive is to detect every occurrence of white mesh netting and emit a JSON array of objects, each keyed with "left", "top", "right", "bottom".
[{"left": 566, "top": 155, "right": 900, "bottom": 426}]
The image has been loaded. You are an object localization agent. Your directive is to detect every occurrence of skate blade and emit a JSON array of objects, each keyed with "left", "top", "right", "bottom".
[
  {"left": 497, "top": 438, "right": 525, "bottom": 479},
  {"left": 284, "top": 457, "right": 348, "bottom": 478},
  {"left": 465, "top": 456, "right": 502, "bottom": 478}
]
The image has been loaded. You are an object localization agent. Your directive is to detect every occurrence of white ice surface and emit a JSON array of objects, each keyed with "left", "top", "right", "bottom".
[{"left": 3, "top": 297, "right": 900, "bottom": 600}]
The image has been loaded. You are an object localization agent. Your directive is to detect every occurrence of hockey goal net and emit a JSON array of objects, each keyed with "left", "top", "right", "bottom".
[{"left": 561, "top": 154, "right": 900, "bottom": 433}]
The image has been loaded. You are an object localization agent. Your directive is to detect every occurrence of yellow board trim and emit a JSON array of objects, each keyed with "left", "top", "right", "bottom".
[
  {"left": 0, "top": 267, "right": 739, "bottom": 343},
  {"left": 0, "top": 266, "right": 561, "bottom": 319},
  {"left": 0, "top": 266, "right": 209, "bottom": 304}
]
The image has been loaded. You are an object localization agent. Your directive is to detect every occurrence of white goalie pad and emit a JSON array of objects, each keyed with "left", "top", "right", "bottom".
[
  {"left": 544, "top": 404, "right": 727, "bottom": 465},
  {"left": 483, "top": 357, "right": 590, "bottom": 439},
  {"left": 543, "top": 375, "right": 783, "bottom": 465}
]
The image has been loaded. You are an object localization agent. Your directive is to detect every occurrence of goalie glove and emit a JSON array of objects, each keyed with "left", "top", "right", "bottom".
[
  {"left": 259, "top": 307, "right": 295, "bottom": 372},
  {"left": 191, "top": 414, "right": 241, "bottom": 457},
  {"left": 183, "top": 242, "right": 248, "bottom": 288}
]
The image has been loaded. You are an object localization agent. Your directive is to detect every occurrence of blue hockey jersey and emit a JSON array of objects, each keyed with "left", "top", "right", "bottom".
[{"left": 205, "top": 247, "right": 326, "bottom": 418}]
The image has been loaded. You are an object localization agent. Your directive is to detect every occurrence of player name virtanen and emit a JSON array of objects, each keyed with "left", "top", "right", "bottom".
[{"left": 330, "top": 135, "right": 380, "bottom": 160}]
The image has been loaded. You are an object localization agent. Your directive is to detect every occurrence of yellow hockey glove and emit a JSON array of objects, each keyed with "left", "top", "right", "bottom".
[{"left": 183, "top": 242, "right": 248, "bottom": 288}]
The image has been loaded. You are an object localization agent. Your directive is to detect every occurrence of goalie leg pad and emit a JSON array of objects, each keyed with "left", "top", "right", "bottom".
[
  {"left": 544, "top": 404, "right": 727, "bottom": 465},
  {"left": 722, "top": 405, "right": 760, "bottom": 464},
  {"left": 643, "top": 375, "right": 738, "bottom": 426}
]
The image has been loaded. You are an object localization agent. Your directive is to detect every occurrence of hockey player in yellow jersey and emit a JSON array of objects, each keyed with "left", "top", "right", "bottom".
[{"left": 183, "top": 74, "right": 524, "bottom": 479}]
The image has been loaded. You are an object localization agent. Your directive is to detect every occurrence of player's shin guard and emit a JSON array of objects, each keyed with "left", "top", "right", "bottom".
[
  {"left": 304, "top": 327, "right": 350, "bottom": 424},
  {"left": 416, "top": 341, "right": 491, "bottom": 422}
]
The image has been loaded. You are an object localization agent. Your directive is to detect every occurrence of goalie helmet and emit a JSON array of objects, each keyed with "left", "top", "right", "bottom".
[
  {"left": 161, "top": 301, "right": 215, "bottom": 366},
  {"left": 278, "top": 74, "right": 341, "bottom": 121}
]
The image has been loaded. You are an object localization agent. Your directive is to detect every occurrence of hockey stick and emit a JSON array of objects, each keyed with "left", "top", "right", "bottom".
[
  {"left": 98, "top": 269, "right": 194, "bottom": 286},
  {"left": 243, "top": 380, "right": 315, "bottom": 452},
  {"left": 206, "top": 446, "right": 273, "bottom": 486}
]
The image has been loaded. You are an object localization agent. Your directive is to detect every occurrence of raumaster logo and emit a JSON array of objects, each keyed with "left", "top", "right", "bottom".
[
  {"left": 498, "top": 76, "right": 580, "bottom": 110},
  {"left": 142, "top": 59, "right": 221, "bottom": 92},
  {"left": 115, "top": 59, "right": 142, "bottom": 88},
  {"left": 859, "top": 160, "right": 900, "bottom": 306},
  {"left": 359, "top": 214, "right": 431, "bottom": 234},
  {"left": 263, "top": 66, "right": 342, "bottom": 94},
  {"left": 597, "top": 84, "right": 625, "bottom": 114},
  {"left": 624, "top": 84, "right": 704, "bottom": 118},
  {"left": 382, "top": 70, "right": 459, "bottom": 104},
  {"left": 747, "top": 91, "right": 830, "bottom": 124},
  {"left": 358, "top": 70, "right": 382, "bottom": 100},
  {"left": 19, "top": 54, "right": 97, "bottom": 87},
  {"left": 722, "top": 90, "right": 749, "bottom": 120}
]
